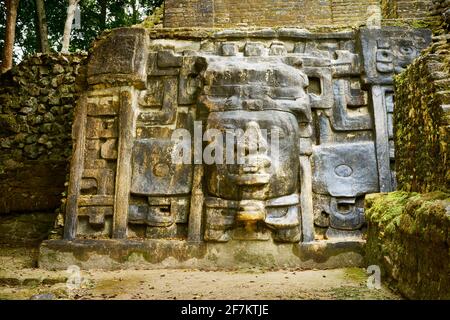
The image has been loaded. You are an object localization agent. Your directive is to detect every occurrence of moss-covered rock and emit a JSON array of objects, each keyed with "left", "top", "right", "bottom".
[
  {"left": 393, "top": 0, "right": 450, "bottom": 193},
  {"left": 365, "top": 191, "right": 450, "bottom": 299},
  {"left": 0, "top": 114, "right": 19, "bottom": 134},
  {"left": 0, "top": 212, "right": 56, "bottom": 246},
  {"left": 393, "top": 49, "right": 449, "bottom": 193}
]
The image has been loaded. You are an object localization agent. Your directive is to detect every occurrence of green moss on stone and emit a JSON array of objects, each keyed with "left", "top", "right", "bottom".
[
  {"left": 343, "top": 267, "right": 366, "bottom": 283},
  {"left": 0, "top": 114, "right": 19, "bottom": 134},
  {"left": 365, "top": 191, "right": 450, "bottom": 299},
  {"left": 394, "top": 52, "right": 449, "bottom": 193}
]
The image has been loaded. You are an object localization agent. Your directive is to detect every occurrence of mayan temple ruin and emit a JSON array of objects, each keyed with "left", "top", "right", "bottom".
[{"left": 0, "top": 0, "right": 449, "bottom": 301}]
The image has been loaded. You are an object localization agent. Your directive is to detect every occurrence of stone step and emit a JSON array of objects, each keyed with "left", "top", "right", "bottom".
[
  {"left": 0, "top": 269, "right": 67, "bottom": 287},
  {"left": 38, "top": 239, "right": 366, "bottom": 271}
]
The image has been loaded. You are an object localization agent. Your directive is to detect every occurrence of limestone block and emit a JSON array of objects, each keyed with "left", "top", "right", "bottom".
[
  {"left": 328, "top": 197, "right": 365, "bottom": 230},
  {"left": 312, "top": 142, "right": 379, "bottom": 197},
  {"left": 128, "top": 197, "right": 190, "bottom": 227},
  {"left": 130, "top": 139, "right": 193, "bottom": 196},
  {"left": 244, "top": 42, "right": 266, "bottom": 57},
  {"left": 332, "top": 50, "right": 361, "bottom": 77},
  {"left": 86, "top": 116, "right": 118, "bottom": 139},
  {"left": 81, "top": 168, "right": 115, "bottom": 196},
  {"left": 178, "top": 56, "right": 206, "bottom": 105},
  {"left": 137, "top": 77, "right": 178, "bottom": 125},
  {"left": 87, "top": 28, "right": 149, "bottom": 86},
  {"left": 269, "top": 42, "right": 288, "bottom": 56},
  {"left": 221, "top": 42, "right": 238, "bottom": 56},
  {"left": 157, "top": 50, "right": 183, "bottom": 68},
  {"left": 100, "top": 139, "right": 118, "bottom": 160}
]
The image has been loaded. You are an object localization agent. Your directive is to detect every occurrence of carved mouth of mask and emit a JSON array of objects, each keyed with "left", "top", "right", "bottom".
[
  {"left": 236, "top": 200, "right": 266, "bottom": 222},
  {"left": 228, "top": 172, "right": 271, "bottom": 186},
  {"left": 228, "top": 154, "right": 272, "bottom": 186}
]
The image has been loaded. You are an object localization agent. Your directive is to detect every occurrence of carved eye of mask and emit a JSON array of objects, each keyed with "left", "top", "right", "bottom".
[{"left": 399, "top": 46, "right": 415, "bottom": 56}]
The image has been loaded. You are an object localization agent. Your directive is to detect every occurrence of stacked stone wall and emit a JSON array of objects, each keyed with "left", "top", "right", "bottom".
[
  {"left": 0, "top": 53, "right": 86, "bottom": 214},
  {"left": 393, "top": 0, "right": 449, "bottom": 193},
  {"left": 382, "top": 0, "right": 433, "bottom": 18},
  {"left": 164, "top": 0, "right": 382, "bottom": 28},
  {"left": 164, "top": 0, "right": 438, "bottom": 28}
]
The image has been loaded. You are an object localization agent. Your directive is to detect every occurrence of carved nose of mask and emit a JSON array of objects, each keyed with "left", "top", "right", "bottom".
[
  {"left": 242, "top": 154, "right": 271, "bottom": 173},
  {"left": 229, "top": 121, "right": 273, "bottom": 185},
  {"left": 240, "top": 121, "right": 272, "bottom": 173}
]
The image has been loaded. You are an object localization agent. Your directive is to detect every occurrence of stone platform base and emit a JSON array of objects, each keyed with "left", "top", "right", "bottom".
[{"left": 38, "top": 239, "right": 365, "bottom": 270}]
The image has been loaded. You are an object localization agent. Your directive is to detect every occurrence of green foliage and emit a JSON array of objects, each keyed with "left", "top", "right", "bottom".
[
  {"left": 70, "top": 0, "right": 163, "bottom": 52},
  {"left": 0, "top": 0, "right": 164, "bottom": 63},
  {"left": 139, "top": 3, "right": 164, "bottom": 28}
]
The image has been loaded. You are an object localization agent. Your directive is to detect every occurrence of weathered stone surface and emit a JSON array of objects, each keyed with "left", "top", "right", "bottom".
[
  {"left": 330, "top": 79, "right": 371, "bottom": 131},
  {"left": 87, "top": 28, "right": 149, "bottom": 87},
  {"left": 131, "top": 139, "right": 193, "bottom": 195},
  {"left": 0, "top": 162, "right": 67, "bottom": 214},
  {"left": 359, "top": 27, "right": 432, "bottom": 193},
  {"left": 312, "top": 142, "right": 379, "bottom": 197},
  {"left": 40, "top": 25, "right": 433, "bottom": 268},
  {"left": 38, "top": 239, "right": 365, "bottom": 270},
  {"left": 164, "top": 0, "right": 382, "bottom": 28},
  {"left": 360, "top": 27, "right": 432, "bottom": 85},
  {"left": 365, "top": 191, "right": 450, "bottom": 299},
  {"left": 0, "top": 53, "right": 86, "bottom": 215},
  {"left": 0, "top": 212, "right": 56, "bottom": 246}
]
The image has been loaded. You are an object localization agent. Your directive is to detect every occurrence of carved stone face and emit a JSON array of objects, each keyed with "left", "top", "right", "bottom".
[
  {"left": 205, "top": 110, "right": 300, "bottom": 201},
  {"left": 199, "top": 52, "right": 309, "bottom": 234}
]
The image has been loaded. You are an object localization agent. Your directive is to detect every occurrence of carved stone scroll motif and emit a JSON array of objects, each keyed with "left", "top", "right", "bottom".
[{"left": 360, "top": 27, "right": 432, "bottom": 191}]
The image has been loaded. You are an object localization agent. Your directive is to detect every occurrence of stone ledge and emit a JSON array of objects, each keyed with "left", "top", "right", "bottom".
[
  {"left": 38, "top": 239, "right": 365, "bottom": 271},
  {"left": 143, "top": 27, "right": 359, "bottom": 40}
]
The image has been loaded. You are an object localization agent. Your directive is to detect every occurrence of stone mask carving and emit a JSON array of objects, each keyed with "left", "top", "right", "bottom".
[
  {"left": 197, "top": 46, "right": 313, "bottom": 242},
  {"left": 61, "top": 27, "right": 431, "bottom": 250}
]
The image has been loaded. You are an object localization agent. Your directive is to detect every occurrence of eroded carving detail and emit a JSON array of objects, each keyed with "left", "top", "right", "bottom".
[{"left": 64, "top": 27, "right": 431, "bottom": 245}]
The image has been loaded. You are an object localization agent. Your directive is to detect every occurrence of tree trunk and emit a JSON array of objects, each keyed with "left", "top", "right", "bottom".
[
  {"left": 35, "top": 0, "right": 50, "bottom": 53},
  {"left": 1, "top": 0, "right": 19, "bottom": 74},
  {"left": 99, "top": 0, "right": 107, "bottom": 30},
  {"left": 61, "top": 0, "right": 80, "bottom": 53},
  {"left": 132, "top": 0, "right": 137, "bottom": 24}
]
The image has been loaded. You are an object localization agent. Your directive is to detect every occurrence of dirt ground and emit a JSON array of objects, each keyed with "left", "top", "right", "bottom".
[{"left": 0, "top": 246, "right": 401, "bottom": 300}]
